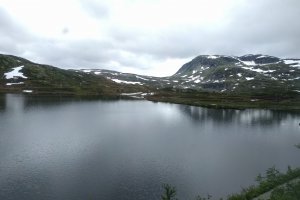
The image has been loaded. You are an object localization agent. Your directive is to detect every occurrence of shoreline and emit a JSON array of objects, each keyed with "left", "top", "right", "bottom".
[{"left": 1, "top": 90, "right": 300, "bottom": 112}]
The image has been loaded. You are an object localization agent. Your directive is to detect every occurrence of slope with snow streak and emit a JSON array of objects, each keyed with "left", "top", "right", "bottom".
[
  {"left": 284, "top": 59, "right": 300, "bottom": 68},
  {"left": 110, "top": 78, "right": 143, "bottom": 85},
  {"left": 4, "top": 66, "right": 27, "bottom": 79}
]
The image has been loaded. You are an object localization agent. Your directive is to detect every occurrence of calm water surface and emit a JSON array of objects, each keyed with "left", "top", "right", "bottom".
[{"left": 0, "top": 94, "right": 300, "bottom": 200}]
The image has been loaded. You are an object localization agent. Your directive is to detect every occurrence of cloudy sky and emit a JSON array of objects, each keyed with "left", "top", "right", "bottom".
[{"left": 0, "top": 0, "right": 299, "bottom": 76}]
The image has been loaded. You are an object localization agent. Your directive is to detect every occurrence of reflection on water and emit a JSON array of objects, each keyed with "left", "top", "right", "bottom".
[
  {"left": 0, "top": 94, "right": 300, "bottom": 200},
  {"left": 2, "top": 94, "right": 299, "bottom": 127},
  {"left": 0, "top": 94, "right": 123, "bottom": 111},
  {"left": 178, "top": 105, "right": 300, "bottom": 126},
  {"left": 0, "top": 95, "right": 6, "bottom": 111}
]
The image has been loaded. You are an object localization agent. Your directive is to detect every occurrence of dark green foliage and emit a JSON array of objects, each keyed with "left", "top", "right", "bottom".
[
  {"left": 161, "top": 184, "right": 177, "bottom": 200},
  {"left": 159, "top": 144, "right": 300, "bottom": 200},
  {"left": 256, "top": 173, "right": 263, "bottom": 183},
  {"left": 228, "top": 167, "right": 300, "bottom": 200},
  {"left": 160, "top": 184, "right": 215, "bottom": 200},
  {"left": 269, "top": 180, "right": 300, "bottom": 200}
]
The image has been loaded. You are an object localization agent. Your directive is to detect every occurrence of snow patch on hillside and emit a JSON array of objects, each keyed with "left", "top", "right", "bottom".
[
  {"left": 284, "top": 59, "right": 300, "bottom": 68},
  {"left": 284, "top": 60, "right": 299, "bottom": 64},
  {"left": 242, "top": 66, "right": 277, "bottom": 74},
  {"left": 4, "top": 66, "right": 27, "bottom": 79},
  {"left": 136, "top": 76, "right": 149, "bottom": 81},
  {"left": 257, "top": 55, "right": 268, "bottom": 59},
  {"left": 6, "top": 82, "right": 24, "bottom": 86},
  {"left": 207, "top": 55, "right": 219, "bottom": 59},
  {"left": 110, "top": 78, "right": 143, "bottom": 85},
  {"left": 23, "top": 90, "right": 33, "bottom": 93},
  {"left": 241, "top": 61, "right": 256, "bottom": 66},
  {"left": 120, "top": 92, "right": 155, "bottom": 99},
  {"left": 237, "top": 57, "right": 279, "bottom": 66}
]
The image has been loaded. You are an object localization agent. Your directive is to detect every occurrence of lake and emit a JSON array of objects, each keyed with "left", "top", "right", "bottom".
[{"left": 0, "top": 94, "right": 299, "bottom": 200}]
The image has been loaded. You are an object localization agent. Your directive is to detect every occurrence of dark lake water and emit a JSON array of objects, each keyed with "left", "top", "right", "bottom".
[{"left": 0, "top": 94, "right": 300, "bottom": 200}]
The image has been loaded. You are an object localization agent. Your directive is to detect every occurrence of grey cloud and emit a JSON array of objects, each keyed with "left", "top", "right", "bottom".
[
  {"left": 0, "top": 7, "right": 33, "bottom": 55},
  {"left": 216, "top": 0, "right": 300, "bottom": 57},
  {"left": 1, "top": 0, "right": 300, "bottom": 76},
  {"left": 0, "top": 4, "right": 179, "bottom": 71},
  {"left": 108, "top": 26, "right": 209, "bottom": 59},
  {"left": 106, "top": 0, "right": 300, "bottom": 61},
  {"left": 79, "top": 0, "right": 109, "bottom": 19},
  {"left": 25, "top": 38, "right": 151, "bottom": 71},
  {"left": 27, "top": 39, "right": 116, "bottom": 67}
]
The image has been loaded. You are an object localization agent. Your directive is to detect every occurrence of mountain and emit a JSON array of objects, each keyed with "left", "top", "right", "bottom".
[
  {"left": 78, "top": 54, "right": 300, "bottom": 94},
  {"left": 0, "top": 53, "right": 299, "bottom": 110},
  {"left": 0, "top": 54, "right": 149, "bottom": 96},
  {"left": 172, "top": 54, "right": 300, "bottom": 93}
]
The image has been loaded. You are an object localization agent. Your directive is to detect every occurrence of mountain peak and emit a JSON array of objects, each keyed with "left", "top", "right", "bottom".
[
  {"left": 174, "top": 54, "right": 284, "bottom": 76},
  {"left": 174, "top": 55, "right": 238, "bottom": 75}
]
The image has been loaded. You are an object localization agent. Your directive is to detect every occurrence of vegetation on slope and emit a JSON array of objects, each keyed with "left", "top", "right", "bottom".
[
  {"left": 146, "top": 89, "right": 300, "bottom": 111},
  {"left": 160, "top": 167, "right": 300, "bottom": 200},
  {"left": 161, "top": 144, "right": 300, "bottom": 200},
  {"left": 0, "top": 54, "right": 151, "bottom": 96}
]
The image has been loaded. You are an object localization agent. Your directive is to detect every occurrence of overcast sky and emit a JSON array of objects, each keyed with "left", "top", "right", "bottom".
[{"left": 0, "top": 0, "right": 300, "bottom": 76}]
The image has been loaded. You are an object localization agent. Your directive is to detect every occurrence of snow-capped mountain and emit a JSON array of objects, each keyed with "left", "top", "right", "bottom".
[
  {"left": 80, "top": 54, "right": 300, "bottom": 93},
  {"left": 171, "top": 54, "right": 300, "bottom": 92}
]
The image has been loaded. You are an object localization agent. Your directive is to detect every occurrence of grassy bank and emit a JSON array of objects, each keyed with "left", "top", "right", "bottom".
[{"left": 146, "top": 90, "right": 300, "bottom": 111}]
